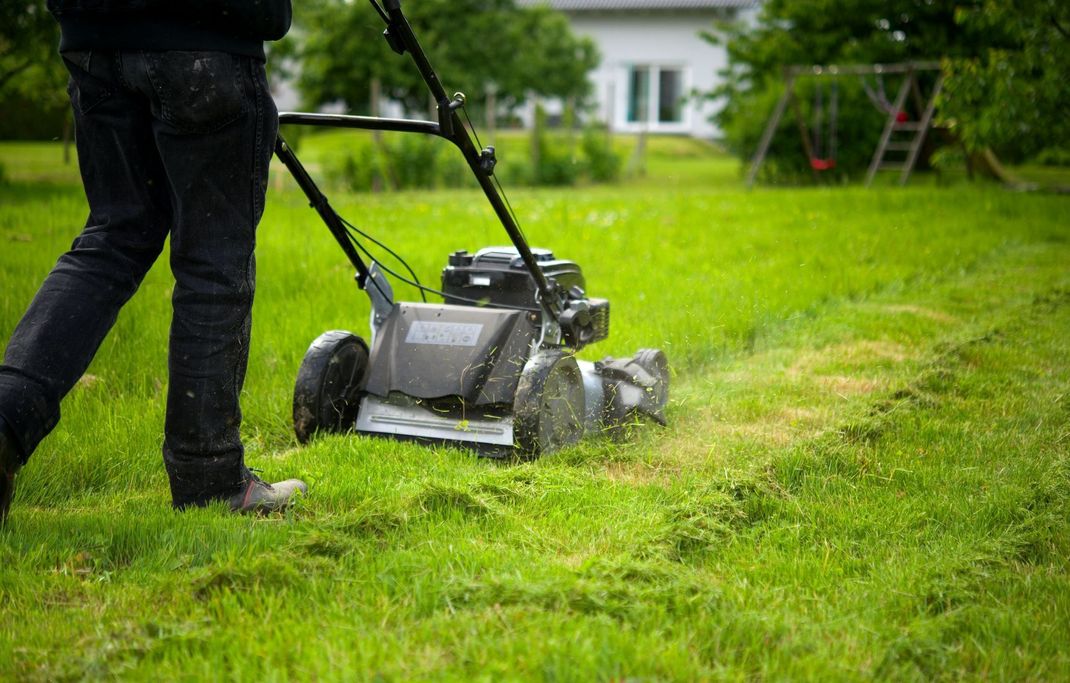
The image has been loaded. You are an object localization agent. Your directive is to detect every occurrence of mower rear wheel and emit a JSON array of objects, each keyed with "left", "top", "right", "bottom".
[
  {"left": 601, "top": 348, "right": 671, "bottom": 428},
  {"left": 513, "top": 349, "right": 586, "bottom": 457},
  {"left": 293, "top": 330, "right": 369, "bottom": 444},
  {"left": 633, "top": 348, "right": 670, "bottom": 412}
]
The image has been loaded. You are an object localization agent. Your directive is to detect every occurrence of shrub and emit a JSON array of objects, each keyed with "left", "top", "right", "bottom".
[
  {"left": 1034, "top": 147, "right": 1070, "bottom": 167},
  {"left": 323, "top": 139, "right": 379, "bottom": 191},
  {"left": 529, "top": 104, "right": 580, "bottom": 187},
  {"left": 317, "top": 115, "right": 625, "bottom": 192},
  {"left": 581, "top": 123, "right": 622, "bottom": 183},
  {"left": 388, "top": 134, "right": 438, "bottom": 189}
]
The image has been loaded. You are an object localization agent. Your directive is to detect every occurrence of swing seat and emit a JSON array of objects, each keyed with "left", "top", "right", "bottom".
[{"left": 810, "top": 158, "right": 836, "bottom": 171}]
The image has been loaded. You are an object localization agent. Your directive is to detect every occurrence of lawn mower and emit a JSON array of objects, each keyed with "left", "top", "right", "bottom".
[{"left": 274, "top": 0, "right": 669, "bottom": 457}]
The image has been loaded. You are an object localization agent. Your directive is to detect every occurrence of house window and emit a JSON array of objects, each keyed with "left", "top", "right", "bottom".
[
  {"left": 658, "top": 69, "right": 683, "bottom": 123},
  {"left": 626, "top": 66, "right": 685, "bottom": 126},
  {"left": 627, "top": 67, "right": 650, "bottom": 123}
]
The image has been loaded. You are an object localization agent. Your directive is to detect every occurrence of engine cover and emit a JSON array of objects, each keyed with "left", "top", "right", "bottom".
[{"left": 441, "top": 247, "right": 585, "bottom": 309}]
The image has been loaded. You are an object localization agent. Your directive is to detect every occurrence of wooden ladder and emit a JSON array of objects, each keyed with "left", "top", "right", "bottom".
[{"left": 865, "top": 70, "right": 944, "bottom": 187}]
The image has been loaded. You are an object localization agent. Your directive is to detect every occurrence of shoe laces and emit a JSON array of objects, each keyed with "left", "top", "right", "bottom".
[{"left": 243, "top": 467, "right": 268, "bottom": 487}]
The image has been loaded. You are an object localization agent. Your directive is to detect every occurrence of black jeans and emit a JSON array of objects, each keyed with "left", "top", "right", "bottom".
[{"left": 0, "top": 50, "right": 277, "bottom": 507}]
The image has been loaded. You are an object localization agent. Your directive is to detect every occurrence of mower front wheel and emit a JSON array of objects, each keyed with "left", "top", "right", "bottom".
[
  {"left": 513, "top": 349, "right": 586, "bottom": 457},
  {"left": 293, "top": 330, "right": 369, "bottom": 444}
]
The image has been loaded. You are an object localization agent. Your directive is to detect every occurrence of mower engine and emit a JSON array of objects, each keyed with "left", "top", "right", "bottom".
[{"left": 293, "top": 247, "right": 669, "bottom": 457}]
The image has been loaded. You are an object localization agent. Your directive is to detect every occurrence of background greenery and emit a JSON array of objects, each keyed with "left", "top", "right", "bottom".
[
  {"left": 709, "top": 0, "right": 1070, "bottom": 181},
  {"left": 5, "top": 0, "right": 1068, "bottom": 186},
  {"left": 1, "top": 141, "right": 1068, "bottom": 679},
  {"left": 272, "top": 0, "right": 597, "bottom": 115}
]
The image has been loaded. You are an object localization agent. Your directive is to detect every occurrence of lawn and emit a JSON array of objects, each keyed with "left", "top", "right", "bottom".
[{"left": 1, "top": 140, "right": 1068, "bottom": 680}]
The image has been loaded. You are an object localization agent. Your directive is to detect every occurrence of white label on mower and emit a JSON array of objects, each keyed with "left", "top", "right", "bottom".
[{"left": 405, "top": 321, "right": 483, "bottom": 346}]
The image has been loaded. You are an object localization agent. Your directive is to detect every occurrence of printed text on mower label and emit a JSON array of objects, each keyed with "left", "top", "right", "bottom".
[{"left": 405, "top": 321, "right": 483, "bottom": 346}]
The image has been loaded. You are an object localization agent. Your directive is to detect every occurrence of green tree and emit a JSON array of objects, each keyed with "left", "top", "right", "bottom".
[
  {"left": 0, "top": 0, "right": 68, "bottom": 140},
  {"left": 0, "top": 0, "right": 55, "bottom": 94},
  {"left": 278, "top": 0, "right": 598, "bottom": 115},
  {"left": 940, "top": 0, "right": 1070, "bottom": 158}
]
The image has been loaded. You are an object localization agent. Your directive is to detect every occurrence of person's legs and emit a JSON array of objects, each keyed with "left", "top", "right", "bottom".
[
  {"left": 0, "top": 50, "right": 303, "bottom": 522},
  {"left": 122, "top": 51, "right": 278, "bottom": 507},
  {"left": 0, "top": 51, "right": 171, "bottom": 466},
  {"left": 0, "top": 50, "right": 171, "bottom": 524}
]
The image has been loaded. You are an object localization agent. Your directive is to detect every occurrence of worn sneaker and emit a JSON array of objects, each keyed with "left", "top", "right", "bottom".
[
  {"left": 0, "top": 421, "right": 22, "bottom": 527},
  {"left": 227, "top": 471, "right": 308, "bottom": 514}
]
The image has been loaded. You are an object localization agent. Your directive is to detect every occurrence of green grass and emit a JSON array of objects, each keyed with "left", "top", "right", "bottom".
[{"left": 1, "top": 141, "right": 1069, "bottom": 680}]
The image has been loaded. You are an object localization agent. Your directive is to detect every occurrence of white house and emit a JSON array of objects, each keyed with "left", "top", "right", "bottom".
[{"left": 520, "top": 0, "right": 759, "bottom": 139}]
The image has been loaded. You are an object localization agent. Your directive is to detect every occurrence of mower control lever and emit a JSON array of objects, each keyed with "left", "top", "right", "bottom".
[
  {"left": 479, "top": 147, "right": 497, "bottom": 175},
  {"left": 437, "top": 92, "right": 466, "bottom": 137},
  {"left": 382, "top": 28, "right": 405, "bottom": 55}
]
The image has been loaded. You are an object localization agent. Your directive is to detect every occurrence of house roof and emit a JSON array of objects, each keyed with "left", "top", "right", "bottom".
[{"left": 517, "top": 0, "right": 756, "bottom": 10}]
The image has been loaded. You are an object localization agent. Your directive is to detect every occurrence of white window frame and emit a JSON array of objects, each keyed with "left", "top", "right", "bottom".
[{"left": 619, "top": 63, "right": 691, "bottom": 134}]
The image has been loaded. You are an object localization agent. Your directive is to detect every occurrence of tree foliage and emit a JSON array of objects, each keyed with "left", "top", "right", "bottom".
[
  {"left": 0, "top": 0, "right": 69, "bottom": 139},
  {"left": 1, "top": 0, "right": 58, "bottom": 95},
  {"left": 939, "top": 0, "right": 1070, "bottom": 156},
  {"left": 277, "top": 0, "right": 598, "bottom": 115}
]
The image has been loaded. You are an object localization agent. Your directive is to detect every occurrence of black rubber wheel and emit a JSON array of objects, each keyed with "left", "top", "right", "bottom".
[
  {"left": 513, "top": 349, "right": 586, "bottom": 457},
  {"left": 293, "top": 330, "right": 369, "bottom": 444}
]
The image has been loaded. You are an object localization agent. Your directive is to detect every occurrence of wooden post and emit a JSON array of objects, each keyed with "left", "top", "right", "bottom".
[
  {"left": 787, "top": 81, "right": 819, "bottom": 182},
  {"left": 634, "top": 126, "right": 647, "bottom": 177},
  {"left": 486, "top": 83, "right": 497, "bottom": 146},
  {"left": 909, "top": 71, "right": 926, "bottom": 118},
  {"left": 531, "top": 98, "right": 542, "bottom": 176},
  {"left": 746, "top": 74, "right": 794, "bottom": 187},
  {"left": 371, "top": 77, "right": 382, "bottom": 194},
  {"left": 865, "top": 71, "right": 914, "bottom": 186},
  {"left": 899, "top": 72, "right": 943, "bottom": 185},
  {"left": 62, "top": 112, "right": 73, "bottom": 165},
  {"left": 605, "top": 81, "right": 616, "bottom": 145}
]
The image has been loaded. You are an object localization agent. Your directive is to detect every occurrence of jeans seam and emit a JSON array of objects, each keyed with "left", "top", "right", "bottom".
[
  {"left": 116, "top": 51, "right": 133, "bottom": 92},
  {"left": 250, "top": 60, "right": 265, "bottom": 222},
  {"left": 236, "top": 58, "right": 265, "bottom": 406}
]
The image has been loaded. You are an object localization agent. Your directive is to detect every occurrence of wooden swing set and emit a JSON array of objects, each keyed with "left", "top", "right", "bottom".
[{"left": 745, "top": 61, "right": 944, "bottom": 187}]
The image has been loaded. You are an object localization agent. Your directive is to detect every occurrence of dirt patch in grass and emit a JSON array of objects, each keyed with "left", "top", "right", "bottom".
[
  {"left": 602, "top": 461, "right": 674, "bottom": 485},
  {"left": 814, "top": 374, "right": 885, "bottom": 395},
  {"left": 619, "top": 339, "right": 922, "bottom": 481},
  {"left": 791, "top": 340, "right": 912, "bottom": 373},
  {"left": 637, "top": 402, "right": 838, "bottom": 475},
  {"left": 874, "top": 303, "right": 960, "bottom": 324},
  {"left": 708, "top": 421, "right": 793, "bottom": 447}
]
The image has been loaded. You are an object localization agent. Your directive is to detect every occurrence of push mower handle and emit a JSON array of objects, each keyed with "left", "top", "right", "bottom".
[{"left": 367, "top": 0, "right": 564, "bottom": 317}]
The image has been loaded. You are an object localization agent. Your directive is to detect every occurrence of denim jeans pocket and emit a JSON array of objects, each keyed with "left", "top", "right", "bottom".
[
  {"left": 61, "top": 51, "right": 112, "bottom": 114},
  {"left": 145, "top": 51, "right": 247, "bottom": 134}
]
